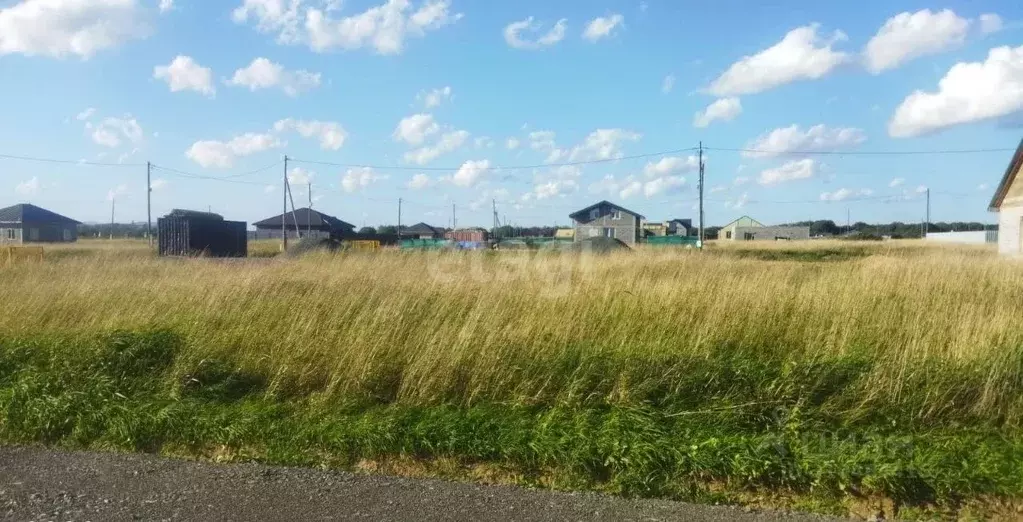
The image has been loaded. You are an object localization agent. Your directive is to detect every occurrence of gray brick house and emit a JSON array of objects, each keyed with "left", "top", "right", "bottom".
[
  {"left": 569, "top": 200, "right": 644, "bottom": 246},
  {"left": 0, "top": 203, "right": 80, "bottom": 244}
]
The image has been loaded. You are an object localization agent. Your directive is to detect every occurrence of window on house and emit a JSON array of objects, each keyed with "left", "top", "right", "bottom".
[
  {"left": 744, "top": 232, "right": 755, "bottom": 240},
  {"left": 590, "top": 208, "right": 599, "bottom": 220},
  {"left": 604, "top": 228, "right": 615, "bottom": 238},
  {"left": 611, "top": 209, "right": 621, "bottom": 220},
  {"left": 3, "top": 229, "right": 14, "bottom": 240},
  {"left": 725, "top": 231, "right": 732, "bottom": 239}
]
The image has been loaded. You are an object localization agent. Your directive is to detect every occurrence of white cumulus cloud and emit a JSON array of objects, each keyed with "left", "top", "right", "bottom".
[
  {"left": 408, "top": 173, "right": 432, "bottom": 189},
  {"left": 159, "top": 0, "right": 173, "bottom": 13},
  {"left": 582, "top": 13, "right": 623, "bottom": 42},
  {"left": 863, "top": 9, "right": 970, "bottom": 74},
  {"left": 451, "top": 159, "right": 491, "bottom": 187},
  {"left": 744, "top": 124, "right": 866, "bottom": 158},
  {"left": 186, "top": 132, "right": 282, "bottom": 168},
  {"left": 504, "top": 17, "right": 566, "bottom": 49},
  {"left": 708, "top": 24, "right": 849, "bottom": 96},
  {"left": 404, "top": 129, "right": 469, "bottom": 165},
  {"left": 418, "top": 86, "right": 452, "bottom": 108},
  {"left": 643, "top": 175, "right": 686, "bottom": 198},
  {"left": 274, "top": 118, "right": 347, "bottom": 150},
  {"left": 888, "top": 45, "right": 1023, "bottom": 137},
  {"left": 889, "top": 177, "right": 905, "bottom": 187},
  {"left": 392, "top": 113, "right": 439, "bottom": 145},
  {"left": 305, "top": 0, "right": 462, "bottom": 54},
  {"left": 980, "top": 14, "right": 1003, "bottom": 35},
  {"left": 88, "top": 116, "right": 143, "bottom": 149},
  {"left": 506, "top": 137, "right": 521, "bottom": 150},
  {"left": 693, "top": 97, "right": 743, "bottom": 128},
  {"left": 820, "top": 188, "right": 874, "bottom": 201},
  {"left": 227, "top": 57, "right": 321, "bottom": 96},
  {"left": 758, "top": 158, "right": 816, "bottom": 185},
  {"left": 568, "top": 128, "right": 641, "bottom": 162},
  {"left": 15, "top": 177, "right": 40, "bottom": 196},
  {"left": 0, "top": 0, "right": 149, "bottom": 59},
  {"left": 643, "top": 156, "right": 699, "bottom": 178},
  {"left": 662, "top": 74, "right": 675, "bottom": 93},
  {"left": 153, "top": 55, "right": 215, "bottom": 96},
  {"left": 342, "top": 167, "right": 386, "bottom": 193}
]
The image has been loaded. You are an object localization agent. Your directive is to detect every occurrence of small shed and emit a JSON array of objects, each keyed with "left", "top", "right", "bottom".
[
  {"left": 988, "top": 138, "right": 1023, "bottom": 256},
  {"left": 0, "top": 203, "right": 80, "bottom": 244},
  {"left": 157, "top": 209, "right": 247, "bottom": 257}
]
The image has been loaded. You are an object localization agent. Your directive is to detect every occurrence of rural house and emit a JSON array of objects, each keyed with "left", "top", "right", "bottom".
[
  {"left": 718, "top": 215, "right": 810, "bottom": 241},
  {"left": 570, "top": 201, "right": 644, "bottom": 246},
  {"left": 643, "top": 218, "right": 693, "bottom": 237},
  {"left": 252, "top": 208, "right": 355, "bottom": 240},
  {"left": 988, "top": 138, "right": 1023, "bottom": 256},
  {"left": 404, "top": 222, "right": 444, "bottom": 239},
  {"left": 0, "top": 203, "right": 80, "bottom": 244}
]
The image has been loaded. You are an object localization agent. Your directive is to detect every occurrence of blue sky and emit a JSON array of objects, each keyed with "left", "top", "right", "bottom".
[{"left": 1, "top": 0, "right": 1022, "bottom": 228}]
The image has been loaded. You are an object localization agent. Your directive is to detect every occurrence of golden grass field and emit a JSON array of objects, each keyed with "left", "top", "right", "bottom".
[{"left": 4, "top": 239, "right": 1020, "bottom": 421}]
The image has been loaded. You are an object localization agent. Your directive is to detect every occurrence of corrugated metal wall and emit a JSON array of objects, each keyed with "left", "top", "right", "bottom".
[{"left": 158, "top": 217, "right": 248, "bottom": 257}]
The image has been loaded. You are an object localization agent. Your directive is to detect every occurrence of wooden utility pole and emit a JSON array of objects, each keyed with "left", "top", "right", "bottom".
[
  {"left": 286, "top": 179, "right": 301, "bottom": 239},
  {"left": 698, "top": 142, "right": 705, "bottom": 248},
  {"left": 146, "top": 161, "right": 152, "bottom": 248},
  {"left": 282, "top": 156, "right": 289, "bottom": 251},
  {"left": 925, "top": 188, "right": 931, "bottom": 237}
]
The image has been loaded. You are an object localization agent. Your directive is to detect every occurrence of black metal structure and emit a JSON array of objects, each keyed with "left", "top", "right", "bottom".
[{"left": 157, "top": 209, "right": 247, "bottom": 258}]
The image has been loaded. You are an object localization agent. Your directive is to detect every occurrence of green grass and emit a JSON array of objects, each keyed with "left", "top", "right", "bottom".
[{"left": 2, "top": 329, "right": 1020, "bottom": 518}]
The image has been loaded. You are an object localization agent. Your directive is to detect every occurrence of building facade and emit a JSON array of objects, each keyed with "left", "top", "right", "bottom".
[
  {"left": 569, "top": 201, "right": 644, "bottom": 246},
  {"left": 0, "top": 204, "right": 80, "bottom": 245},
  {"left": 718, "top": 215, "right": 809, "bottom": 241},
  {"left": 989, "top": 138, "right": 1023, "bottom": 256},
  {"left": 252, "top": 208, "right": 355, "bottom": 240}
]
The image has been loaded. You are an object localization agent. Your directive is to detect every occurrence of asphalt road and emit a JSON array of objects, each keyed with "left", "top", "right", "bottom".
[{"left": 0, "top": 446, "right": 846, "bottom": 522}]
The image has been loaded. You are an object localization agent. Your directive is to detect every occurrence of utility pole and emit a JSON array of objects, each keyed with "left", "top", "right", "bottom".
[
  {"left": 282, "top": 155, "right": 289, "bottom": 251},
  {"left": 286, "top": 179, "right": 301, "bottom": 239},
  {"left": 698, "top": 141, "right": 705, "bottom": 248},
  {"left": 452, "top": 203, "right": 457, "bottom": 230},
  {"left": 109, "top": 198, "right": 115, "bottom": 240},
  {"left": 492, "top": 199, "right": 498, "bottom": 240},
  {"left": 397, "top": 198, "right": 402, "bottom": 240},
  {"left": 925, "top": 188, "right": 931, "bottom": 237},
  {"left": 146, "top": 161, "right": 152, "bottom": 248}
]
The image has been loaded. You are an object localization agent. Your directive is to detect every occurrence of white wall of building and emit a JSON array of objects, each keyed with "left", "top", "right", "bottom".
[
  {"left": 998, "top": 205, "right": 1023, "bottom": 256},
  {"left": 925, "top": 231, "right": 997, "bottom": 245}
]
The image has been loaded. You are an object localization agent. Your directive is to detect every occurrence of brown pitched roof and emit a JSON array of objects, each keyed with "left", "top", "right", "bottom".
[{"left": 989, "top": 138, "right": 1023, "bottom": 211}]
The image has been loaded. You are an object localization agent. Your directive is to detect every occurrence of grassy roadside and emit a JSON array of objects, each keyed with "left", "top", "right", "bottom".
[
  {"left": 1, "top": 329, "right": 1021, "bottom": 519},
  {"left": 2, "top": 241, "right": 1023, "bottom": 518}
]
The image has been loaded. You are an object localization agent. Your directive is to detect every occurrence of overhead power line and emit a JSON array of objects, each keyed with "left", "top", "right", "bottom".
[
  {"left": 703, "top": 146, "right": 1019, "bottom": 156},
  {"left": 150, "top": 164, "right": 277, "bottom": 186},
  {"left": 289, "top": 147, "right": 702, "bottom": 172},
  {"left": 0, "top": 153, "right": 144, "bottom": 167}
]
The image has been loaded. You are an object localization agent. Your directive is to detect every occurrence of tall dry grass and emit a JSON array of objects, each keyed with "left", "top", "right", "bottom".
[{"left": 2, "top": 240, "right": 1022, "bottom": 425}]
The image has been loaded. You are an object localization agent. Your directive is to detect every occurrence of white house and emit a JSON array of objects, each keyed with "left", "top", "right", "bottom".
[{"left": 989, "top": 138, "right": 1023, "bottom": 256}]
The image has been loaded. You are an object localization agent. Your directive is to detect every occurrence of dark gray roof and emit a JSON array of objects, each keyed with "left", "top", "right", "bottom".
[
  {"left": 0, "top": 203, "right": 81, "bottom": 225},
  {"left": 253, "top": 208, "right": 355, "bottom": 230},
  {"left": 569, "top": 200, "right": 645, "bottom": 220},
  {"left": 989, "top": 137, "right": 1023, "bottom": 211},
  {"left": 404, "top": 222, "right": 441, "bottom": 234},
  {"left": 164, "top": 209, "right": 224, "bottom": 221}
]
